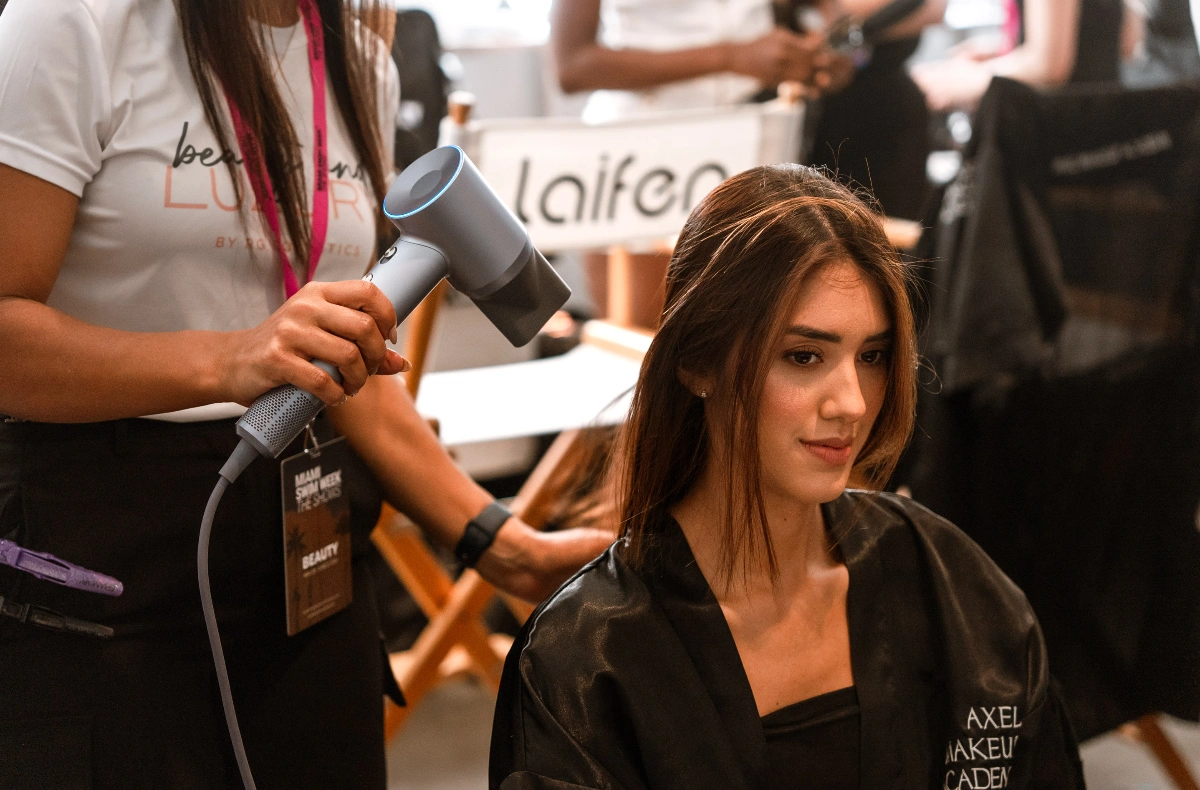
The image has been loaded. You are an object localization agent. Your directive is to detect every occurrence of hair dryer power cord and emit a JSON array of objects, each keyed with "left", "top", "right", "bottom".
[{"left": 199, "top": 439, "right": 261, "bottom": 790}]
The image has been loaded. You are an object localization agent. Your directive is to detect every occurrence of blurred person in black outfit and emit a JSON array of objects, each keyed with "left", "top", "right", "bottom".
[{"left": 779, "top": 0, "right": 947, "bottom": 220}]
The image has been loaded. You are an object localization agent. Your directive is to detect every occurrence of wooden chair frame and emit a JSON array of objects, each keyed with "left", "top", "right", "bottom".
[{"left": 369, "top": 283, "right": 625, "bottom": 740}]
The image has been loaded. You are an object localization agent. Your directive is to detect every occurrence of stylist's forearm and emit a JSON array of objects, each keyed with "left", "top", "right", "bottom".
[
  {"left": 556, "top": 43, "right": 734, "bottom": 93},
  {"left": 0, "top": 297, "right": 232, "bottom": 422},
  {"left": 329, "top": 375, "right": 493, "bottom": 548}
]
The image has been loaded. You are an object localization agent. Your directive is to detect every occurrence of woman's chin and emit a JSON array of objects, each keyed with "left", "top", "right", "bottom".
[{"left": 770, "top": 467, "right": 853, "bottom": 506}]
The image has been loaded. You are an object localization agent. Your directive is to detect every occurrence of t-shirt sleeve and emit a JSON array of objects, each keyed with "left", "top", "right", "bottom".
[{"left": 0, "top": 0, "right": 111, "bottom": 196}]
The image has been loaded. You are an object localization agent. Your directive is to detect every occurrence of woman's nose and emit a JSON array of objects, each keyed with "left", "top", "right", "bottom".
[{"left": 818, "top": 357, "right": 867, "bottom": 423}]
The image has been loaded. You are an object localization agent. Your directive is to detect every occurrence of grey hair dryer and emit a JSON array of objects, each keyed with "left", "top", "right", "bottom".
[
  {"left": 201, "top": 146, "right": 569, "bottom": 790},
  {"left": 232, "top": 145, "right": 570, "bottom": 462}
]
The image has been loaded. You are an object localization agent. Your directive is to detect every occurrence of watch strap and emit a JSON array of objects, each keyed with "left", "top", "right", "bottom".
[{"left": 454, "top": 501, "right": 512, "bottom": 567}]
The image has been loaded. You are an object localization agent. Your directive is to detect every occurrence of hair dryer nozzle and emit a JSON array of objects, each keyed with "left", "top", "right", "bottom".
[
  {"left": 472, "top": 245, "right": 571, "bottom": 347},
  {"left": 383, "top": 146, "right": 570, "bottom": 347}
]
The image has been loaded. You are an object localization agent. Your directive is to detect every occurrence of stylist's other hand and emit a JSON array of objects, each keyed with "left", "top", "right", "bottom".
[
  {"left": 910, "top": 56, "right": 993, "bottom": 112},
  {"left": 809, "top": 49, "right": 855, "bottom": 97},
  {"left": 476, "top": 518, "right": 615, "bottom": 603},
  {"left": 221, "top": 280, "right": 409, "bottom": 407},
  {"left": 729, "top": 29, "right": 828, "bottom": 87}
]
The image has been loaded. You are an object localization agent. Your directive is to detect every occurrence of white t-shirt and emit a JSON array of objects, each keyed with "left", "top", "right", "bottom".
[
  {"left": 0, "top": 0, "right": 400, "bottom": 331},
  {"left": 583, "top": 0, "right": 773, "bottom": 123},
  {"left": 0, "top": 0, "right": 399, "bottom": 419}
]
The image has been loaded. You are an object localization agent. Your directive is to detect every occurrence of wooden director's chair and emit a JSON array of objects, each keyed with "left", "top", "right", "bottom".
[{"left": 368, "top": 284, "right": 646, "bottom": 740}]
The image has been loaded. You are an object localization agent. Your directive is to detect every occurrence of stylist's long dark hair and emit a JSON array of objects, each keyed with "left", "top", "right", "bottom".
[
  {"left": 617, "top": 165, "right": 918, "bottom": 586},
  {"left": 176, "top": 0, "right": 391, "bottom": 265}
]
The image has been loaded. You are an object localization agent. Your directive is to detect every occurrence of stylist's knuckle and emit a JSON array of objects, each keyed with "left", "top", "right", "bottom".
[
  {"left": 352, "top": 311, "right": 375, "bottom": 338},
  {"left": 266, "top": 337, "right": 291, "bottom": 363},
  {"left": 307, "top": 367, "right": 333, "bottom": 396},
  {"left": 356, "top": 279, "right": 379, "bottom": 301},
  {"left": 338, "top": 344, "right": 361, "bottom": 368},
  {"left": 278, "top": 320, "right": 305, "bottom": 344},
  {"left": 289, "top": 299, "right": 316, "bottom": 323}
]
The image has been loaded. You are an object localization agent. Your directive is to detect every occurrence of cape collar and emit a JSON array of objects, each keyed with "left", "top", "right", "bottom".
[{"left": 634, "top": 492, "right": 907, "bottom": 790}]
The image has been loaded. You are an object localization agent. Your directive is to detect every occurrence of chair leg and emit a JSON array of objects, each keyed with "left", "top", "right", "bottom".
[
  {"left": 1135, "top": 713, "right": 1200, "bottom": 790},
  {"left": 375, "top": 427, "right": 606, "bottom": 741}
]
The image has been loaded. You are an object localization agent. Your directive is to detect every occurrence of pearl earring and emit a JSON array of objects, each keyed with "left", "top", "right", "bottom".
[{"left": 699, "top": 390, "right": 708, "bottom": 399}]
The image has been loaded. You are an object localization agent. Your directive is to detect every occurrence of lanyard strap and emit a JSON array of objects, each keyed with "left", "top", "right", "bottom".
[{"left": 224, "top": 0, "right": 329, "bottom": 299}]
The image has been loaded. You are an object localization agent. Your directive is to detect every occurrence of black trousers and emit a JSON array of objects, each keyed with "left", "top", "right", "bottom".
[{"left": 0, "top": 416, "right": 388, "bottom": 789}]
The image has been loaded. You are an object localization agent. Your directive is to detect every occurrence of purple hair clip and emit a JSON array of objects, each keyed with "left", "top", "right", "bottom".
[{"left": 0, "top": 539, "right": 123, "bottom": 596}]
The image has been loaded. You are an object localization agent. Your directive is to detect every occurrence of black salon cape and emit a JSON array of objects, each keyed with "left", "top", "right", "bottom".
[{"left": 490, "top": 492, "right": 1084, "bottom": 790}]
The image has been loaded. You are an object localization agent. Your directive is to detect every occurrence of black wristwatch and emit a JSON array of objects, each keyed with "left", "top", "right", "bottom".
[{"left": 454, "top": 501, "right": 513, "bottom": 568}]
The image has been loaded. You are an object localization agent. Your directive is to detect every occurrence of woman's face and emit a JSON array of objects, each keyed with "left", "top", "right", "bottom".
[{"left": 756, "top": 259, "right": 892, "bottom": 507}]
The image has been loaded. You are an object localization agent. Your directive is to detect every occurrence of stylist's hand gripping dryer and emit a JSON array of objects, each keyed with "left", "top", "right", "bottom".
[
  {"left": 202, "top": 146, "right": 569, "bottom": 790},
  {"left": 230, "top": 145, "right": 571, "bottom": 466}
]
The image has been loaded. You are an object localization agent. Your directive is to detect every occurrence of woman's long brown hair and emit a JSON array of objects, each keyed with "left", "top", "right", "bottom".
[
  {"left": 617, "top": 165, "right": 918, "bottom": 586},
  {"left": 176, "top": 0, "right": 391, "bottom": 266}
]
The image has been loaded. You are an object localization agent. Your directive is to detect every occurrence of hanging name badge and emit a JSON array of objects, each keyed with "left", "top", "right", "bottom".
[{"left": 281, "top": 426, "right": 352, "bottom": 636}]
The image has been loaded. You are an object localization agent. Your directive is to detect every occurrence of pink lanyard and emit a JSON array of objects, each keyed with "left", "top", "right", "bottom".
[{"left": 224, "top": 0, "right": 329, "bottom": 299}]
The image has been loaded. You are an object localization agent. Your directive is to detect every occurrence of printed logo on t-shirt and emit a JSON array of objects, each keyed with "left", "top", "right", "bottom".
[{"left": 164, "top": 121, "right": 372, "bottom": 259}]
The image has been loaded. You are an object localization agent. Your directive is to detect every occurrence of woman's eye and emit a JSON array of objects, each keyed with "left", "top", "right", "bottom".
[
  {"left": 786, "top": 350, "right": 821, "bottom": 365},
  {"left": 860, "top": 349, "right": 891, "bottom": 365}
]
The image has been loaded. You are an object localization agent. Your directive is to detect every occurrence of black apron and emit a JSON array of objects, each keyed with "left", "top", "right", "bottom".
[{"left": 0, "top": 415, "right": 388, "bottom": 789}]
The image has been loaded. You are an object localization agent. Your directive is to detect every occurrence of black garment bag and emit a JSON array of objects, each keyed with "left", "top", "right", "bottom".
[{"left": 903, "top": 77, "right": 1200, "bottom": 739}]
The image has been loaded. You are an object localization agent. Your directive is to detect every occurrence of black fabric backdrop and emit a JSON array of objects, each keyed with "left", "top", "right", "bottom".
[{"left": 903, "top": 78, "right": 1200, "bottom": 740}]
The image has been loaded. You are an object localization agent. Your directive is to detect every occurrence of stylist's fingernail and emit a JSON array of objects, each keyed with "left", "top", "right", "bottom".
[{"left": 389, "top": 326, "right": 399, "bottom": 344}]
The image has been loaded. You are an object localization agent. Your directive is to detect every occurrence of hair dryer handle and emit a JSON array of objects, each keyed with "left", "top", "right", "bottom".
[
  {"left": 366, "top": 237, "right": 450, "bottom": 321},
  {"left": 234, "top": 238, "right": 450, "bottom": 460}
]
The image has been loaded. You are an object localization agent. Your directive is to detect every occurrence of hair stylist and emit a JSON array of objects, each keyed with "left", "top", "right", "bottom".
[{"left": 0, "top": 0, "right": 611, "bottom": 786}]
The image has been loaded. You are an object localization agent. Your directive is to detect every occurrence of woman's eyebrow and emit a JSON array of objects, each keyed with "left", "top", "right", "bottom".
[{"left": 784, "top": 326, "right": 894, "bottom": 343}]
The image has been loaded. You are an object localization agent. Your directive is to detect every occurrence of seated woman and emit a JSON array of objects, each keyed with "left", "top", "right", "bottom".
[{"left": 489, "top": 166, "right": 1084, "bottom": 789}]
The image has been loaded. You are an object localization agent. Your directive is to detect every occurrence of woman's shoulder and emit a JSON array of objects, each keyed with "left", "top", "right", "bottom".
[
  {"left": 1, "top": 0, "right": 152, "bottom": 39},
  {"left": 839, "top": 490, "right": 1051, "bottom": 710},
  {"left": 841, "top": 489, "right": 1005, "bottom": 563},
  {"left": 0, "top": 0, "right": 172, "bottom": 82},
  {"left": 838, "top": 490, "right": 1039, "bottom": 626},
  {"left": 519, "top": 542, "right": 653, "bottom": 654},
  {"left": 513, "top": 540, "right": 696, "bottom": 685}
]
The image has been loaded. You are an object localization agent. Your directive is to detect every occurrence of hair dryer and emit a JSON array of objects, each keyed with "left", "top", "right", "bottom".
[
  {"left": 231, "top": 145, "right": 569, "bottom": 465},
  {"left": 200, "top": 146, "right": 570, "bottom": 790}
]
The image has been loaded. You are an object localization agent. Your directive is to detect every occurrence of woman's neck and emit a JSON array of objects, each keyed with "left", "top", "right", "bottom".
[
  {"left": 255, "top": 0, "right": 301, "bottom": 27},
  {"left": 670, "top": 460, "right": 837, "bottom": 603}
]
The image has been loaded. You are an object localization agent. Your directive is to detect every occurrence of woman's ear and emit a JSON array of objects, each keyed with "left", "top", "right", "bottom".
[{"left": 677, "top": 366, "right": 714, "bottom": 400}]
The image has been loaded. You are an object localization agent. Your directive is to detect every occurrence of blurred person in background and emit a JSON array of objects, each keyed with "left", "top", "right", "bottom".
[
  {"left": 552, "top": 0, "right": 843, "bottom": 329},
  {"left": 553, "top": 0, "right": 840, "bottom": 123},
  {"left": 1122, "top": 0, "right": 1200, "bottom": 85},
  {"left": 779, "top": 0, "right": 948, "bottom": 220},
  {"left": 912, "top": 0, "right": 1123, "bottom": 111},
  {"left": 550, "top": 0, "right": 934, "bottom": 327}
]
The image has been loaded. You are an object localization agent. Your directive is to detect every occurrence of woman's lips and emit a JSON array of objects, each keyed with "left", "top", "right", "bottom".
[{"left": 801, "top": 439, "right": 853, "bottom": 466}]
